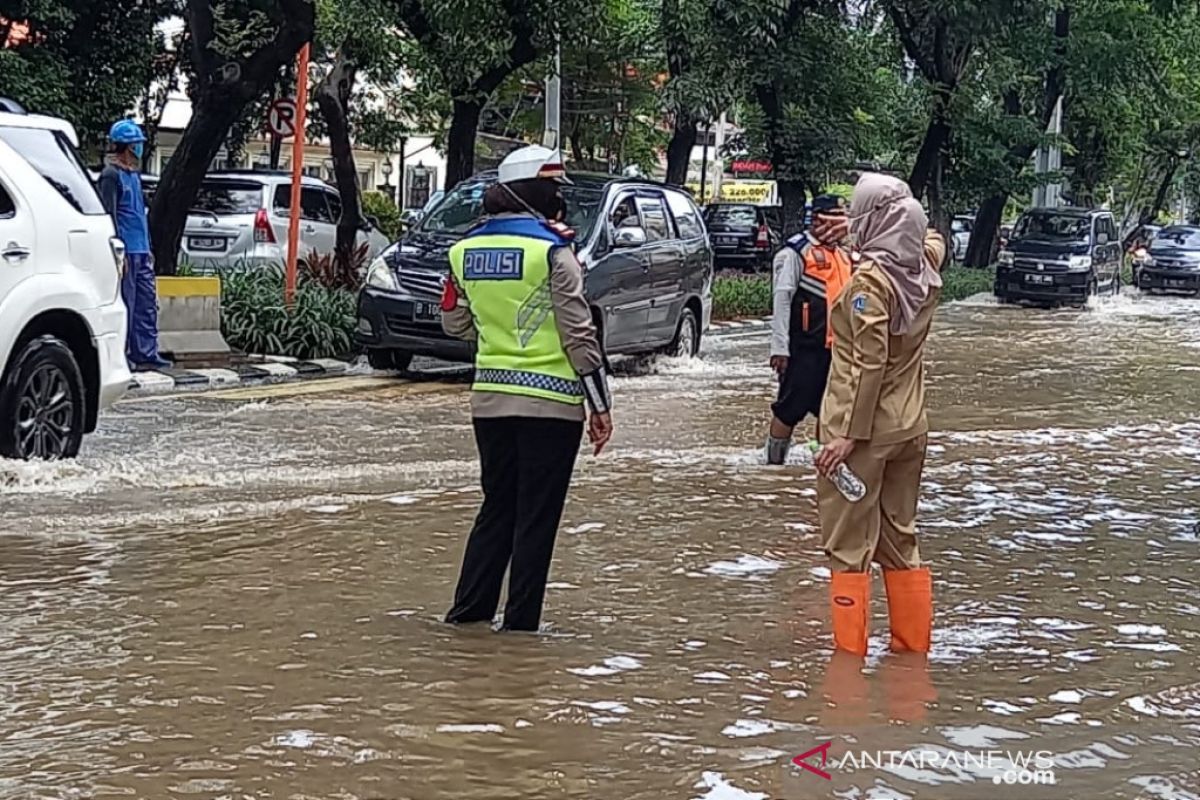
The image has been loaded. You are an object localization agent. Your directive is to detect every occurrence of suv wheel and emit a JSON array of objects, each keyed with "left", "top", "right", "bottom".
[
  {"left": 367, "top": 349, "right": 414, "bottom": 372},
  {"left": 0, "top": 335, "right": 87, "bottom": 461},
  {"left": 664, "top": 308, "right": 701, "bottom": 358}
]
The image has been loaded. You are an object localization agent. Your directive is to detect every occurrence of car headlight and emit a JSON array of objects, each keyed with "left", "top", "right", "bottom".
[
  {"left": 998, "top": 250, "right": 1014, "bottom": 266},
  {"left": 1142, "top": 255, "right": 1155, "bottom": 267},
  {"left": 366, "top": 257, "right": 400, "bottom": 291},
  {"left": 1067, "top": 255, "right": 1092, "bottom": 271}
]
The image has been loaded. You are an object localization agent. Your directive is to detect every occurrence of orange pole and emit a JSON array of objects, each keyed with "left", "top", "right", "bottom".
[{"left": 285, "top": 43, "right": 311, "bottom": 307}]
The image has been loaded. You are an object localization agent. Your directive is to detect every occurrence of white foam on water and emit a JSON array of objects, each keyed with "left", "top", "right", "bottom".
[
  {"left": 703, "top": 554, "right": 783, "bottom": 579},
  {"left": 692, "top": 771, "right": 768, "bottom": 800},
  {"left": 1049, "top": 690, "right": 1085, "bottom": 704},
  {"left": 720, "top": 718, "right": 795, "bottom": 739},
  {"left": 435, "top": 723, "right": 504, "bottom": 734},
  {"left": 1116, "top": 623, "right": 1167, "bottom": 637},
  {"left": 573, "top": 700, "right": 631, "bottom": 714},
  {"left": 695, "top": 671, "right": 732, "bottom": 683},
  {"left": 565, "top": 522, "right": 607, "bottom": 535},
  {"left": 310, "top": 504, "right": 348, "bottom": 514},
  {"left": 274, "top": 729, "right": 315, "bottom": 748}
]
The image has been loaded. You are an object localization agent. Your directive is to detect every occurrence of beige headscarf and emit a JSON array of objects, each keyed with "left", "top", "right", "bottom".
[{"left": 849, "top": 173, "right": 943, "bottom": 334}]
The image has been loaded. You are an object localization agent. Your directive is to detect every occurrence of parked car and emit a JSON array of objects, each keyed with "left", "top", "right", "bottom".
[
  {"left": 994, "top": 207, "right": 1122, "bottom": 305},
  {"left": 703, "top": 203, "right": 782, "bottom": 271},
  {"left": 951, "top": 215, "right": 974, "bottom": 262},
  {"left": 147, "top": 171, "right": 389, "bottom": 272},
  {"left": 0, "top": 101, "right": 130, "bottom": 460},
  {"left": 1135, "top": 224, "right": 1200, "bottom": 295},
  {"left": 357, "top": 172, "right": 714, "bottom": 371}
]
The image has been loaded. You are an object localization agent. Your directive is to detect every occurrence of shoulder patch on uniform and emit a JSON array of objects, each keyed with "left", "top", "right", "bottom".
[{"left": 851, "top": 293, "right": 868, "bottom": 314}]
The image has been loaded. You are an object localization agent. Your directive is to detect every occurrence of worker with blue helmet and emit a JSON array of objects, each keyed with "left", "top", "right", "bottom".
[{"left": 98, "top": 119, "right": 170, "bottom": 370}]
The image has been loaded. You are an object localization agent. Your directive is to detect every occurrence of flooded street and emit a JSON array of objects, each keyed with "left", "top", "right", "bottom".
[{"left": 2, "top": 291, "right": 1199, "bottom": 800}]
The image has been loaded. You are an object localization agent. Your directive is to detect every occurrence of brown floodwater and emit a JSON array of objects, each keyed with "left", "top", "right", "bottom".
[{"left": 1, "top": 291, "right": 1199, "bottom": 800}]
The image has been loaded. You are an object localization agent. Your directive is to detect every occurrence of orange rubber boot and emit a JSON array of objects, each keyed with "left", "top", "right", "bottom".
[
  {"left": 883, "top": 567, "right": 932, "bottom": 653},
  {"left": 830, "top": 571, "right": 870, "bottom": 657}
]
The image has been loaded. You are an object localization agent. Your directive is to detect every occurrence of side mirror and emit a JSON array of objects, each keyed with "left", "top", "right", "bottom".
[
  {"left": 613, "top": 226, "right": 647, "bottom": 248},
  {"left": 1096, "top": 232, "right": 1109, "bottom": 245}
]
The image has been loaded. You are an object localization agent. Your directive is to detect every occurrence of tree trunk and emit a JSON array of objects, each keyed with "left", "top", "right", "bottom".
[
  {"left": 445, "top": 97, "right": 483, "bottom": 190},
  {"left": 965, "top": 193, "right": 1006, "bottom": 268},
  {"left": 778, "top": 180, "right": 807, "bottom": 238},
  {"left": 315, "top": 51, "right": 362, "bottom": 284},
  {"left": 909, "top": 102, "right": 951, "bottom": 201},
  {"left": 927, "top": 151, "right": 950, "bottom": 241},
  {"left": 665, "top": 114, "right": 697, "bottom": 186},
  {"left": 149, "top": 99, "right": 249, "bottom": 275},
  {"left": 1139, "top": 160, "right": 1180, "bottom": 227},
  {"left": 149, "top": 0, "right": 315, "bottom": 275}
]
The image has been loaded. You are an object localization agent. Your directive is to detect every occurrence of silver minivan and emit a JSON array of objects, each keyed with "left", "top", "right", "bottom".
[{"left": 146, "top": 171, "right": 390, "bottom": 272}]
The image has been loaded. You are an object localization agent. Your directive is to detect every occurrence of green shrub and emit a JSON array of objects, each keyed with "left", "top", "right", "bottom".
[
  {"left": 220, "top": 265, "right": 357, "bottom": 359},
  {"left": 362, "top": 191, "right": 403, "bottom": 241},
  {"left": 939, "top": 265, "right": 995, "bottom": 302},
  {"left": 713, "top": 272, "right": 773, "bottom": 320},
  {"left": 712, "top": 264, "right": 997, "bottom": 321}
]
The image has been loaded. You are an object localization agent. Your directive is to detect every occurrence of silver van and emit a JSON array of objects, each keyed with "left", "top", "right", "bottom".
[{"left": 145, "top": 171, "right": 390, "bottom": 272}]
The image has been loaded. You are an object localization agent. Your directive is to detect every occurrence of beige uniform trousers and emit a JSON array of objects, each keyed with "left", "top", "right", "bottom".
[{"left": 817, "top": 434, "right": 928, "bottom": 573}]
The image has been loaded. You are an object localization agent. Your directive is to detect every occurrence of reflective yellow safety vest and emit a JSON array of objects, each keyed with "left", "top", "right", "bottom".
[{"left": 448, "top": 217, "right": 584, "bottom": 406}]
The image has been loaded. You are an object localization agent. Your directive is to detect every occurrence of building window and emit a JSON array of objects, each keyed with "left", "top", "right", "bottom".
[{"left": 406, "top": 165, "right": 436, "bottom": 209}]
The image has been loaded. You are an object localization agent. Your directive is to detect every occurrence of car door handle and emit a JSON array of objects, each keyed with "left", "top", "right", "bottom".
[{"left": 2, "top": 242, "right": 31, "bottom": 263}]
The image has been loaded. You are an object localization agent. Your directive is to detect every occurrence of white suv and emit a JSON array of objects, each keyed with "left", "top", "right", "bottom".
[{"left": 0, "top": 101, "right": 131, "bottom": 460}]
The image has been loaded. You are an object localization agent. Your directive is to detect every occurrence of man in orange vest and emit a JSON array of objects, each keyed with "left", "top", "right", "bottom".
[{"left": 765, "top": 195, "right": 854, "bottom": 464}]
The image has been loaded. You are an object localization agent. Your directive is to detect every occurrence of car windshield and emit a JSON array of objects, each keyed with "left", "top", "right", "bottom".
[
  {"left": 951, "top": 218, "right": 972, "bottom": 234},
  {"left": 1014, "top": 212, "right": 1091, "bottom": 242},
  {"left": 1151, "top": 226, "right": 1200, "bottom": 249},
  {"left": 705, "top": 205, "right": 758, "bottom": 227},
  {"left": 192, "top": 181, "right": 263, "bottom": 215},
  {"left": 0, "top": 125, "right": 106, "bottom": 215},
  {"left": 419, "top": 178, "right": 605, "bottom": 240}
]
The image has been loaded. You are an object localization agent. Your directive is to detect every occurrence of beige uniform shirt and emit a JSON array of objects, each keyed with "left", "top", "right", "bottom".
[
  {"left": 442, "top": 218, "right": 605, "bottom": 422},
  {"left": 820, "top": 233, "right": 945, "bottom": 445}
]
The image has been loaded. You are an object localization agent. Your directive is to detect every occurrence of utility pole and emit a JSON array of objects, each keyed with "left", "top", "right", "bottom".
[
  {"left": 712, "top": 112, "right": 727, "bottom": 202},
  {"left": 542, "top": 42, "right": 561, "bottom": 151},
  {"left": 1033, "top": 94, "right": 1064, "bottom": 208},
  {"left": 699, "top": 122, "right": 710, "bottom": 203}
]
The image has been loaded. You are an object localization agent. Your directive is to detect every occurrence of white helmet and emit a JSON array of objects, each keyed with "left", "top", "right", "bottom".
[{"left": 498, "top": 144, "right": 572, "bottom": 185}]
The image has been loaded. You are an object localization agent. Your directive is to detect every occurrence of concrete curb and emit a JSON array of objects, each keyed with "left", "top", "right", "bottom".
[
  {"left": 127, "top": 355, "right": 357, "bottom": 395},
  {"left": 710, "top": 315, "right": 771, "bottom": 332}
]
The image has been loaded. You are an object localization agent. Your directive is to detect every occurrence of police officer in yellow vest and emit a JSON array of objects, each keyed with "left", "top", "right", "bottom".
[{"left": 441, "top": 145, "right": 613, "bottom": 632}]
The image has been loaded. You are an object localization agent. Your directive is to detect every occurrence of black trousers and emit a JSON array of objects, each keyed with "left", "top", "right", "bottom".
[{"left": 445, "top": 416, "right": 584, "bottom": 631}]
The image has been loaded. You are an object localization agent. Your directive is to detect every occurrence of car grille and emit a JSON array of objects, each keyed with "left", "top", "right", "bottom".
[
  {"left": 397, "top": 268, "right": 445, "bottom": 299},
  {"left": 1149, "top": 257, "right": 1200, "bottom": 272},
  {"left": 1012, "top": 256, "right": 1068, "bottom": 273}
]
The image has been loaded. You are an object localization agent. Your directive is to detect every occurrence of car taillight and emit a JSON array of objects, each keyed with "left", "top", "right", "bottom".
[
  {"left": 254, "top": 208, "right": 276, "bottom": 243},
  {"left": 755, "top": 224, "right": 770, "bottom": 249}
]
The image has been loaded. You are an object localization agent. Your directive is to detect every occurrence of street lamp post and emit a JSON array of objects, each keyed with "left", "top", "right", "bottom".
[{"left": 381, "top": 159, "right": 394, "bottom": 204}]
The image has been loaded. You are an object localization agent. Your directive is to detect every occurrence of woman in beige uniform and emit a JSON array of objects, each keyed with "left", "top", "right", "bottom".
[{"left": 813, "top": 173, "right": 945, "bottom": 658}]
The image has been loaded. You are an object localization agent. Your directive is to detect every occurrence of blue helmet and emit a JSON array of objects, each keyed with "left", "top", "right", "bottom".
[{"left": 109, "top": 119, "right": 146, "bottom": 144}]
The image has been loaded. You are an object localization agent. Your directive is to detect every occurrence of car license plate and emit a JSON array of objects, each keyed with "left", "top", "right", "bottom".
[
  {"left": 1024, "top": 273, "right": 1054, "bottom": 285},
  {"left": 189, "top": 236, "right": 226, "bottom": 251},
  {"left": 1166, "top": 279, "right": 1188, "bottom": 288},
  {"left": 714, "top": 235, "right": 738, "bottom": 246},
  {"left": 412, "top": 300, "right": 440, "bottom": 322}
]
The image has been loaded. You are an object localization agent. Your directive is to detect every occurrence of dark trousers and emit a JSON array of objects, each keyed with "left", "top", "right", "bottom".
[{"left": 446, "top": 416, "right": 584, "bottom": 631}]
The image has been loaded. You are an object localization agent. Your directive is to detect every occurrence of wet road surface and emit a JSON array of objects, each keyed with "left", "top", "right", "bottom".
[{"left": 2, "top": 292, "right": 1199, "bottom": 799}]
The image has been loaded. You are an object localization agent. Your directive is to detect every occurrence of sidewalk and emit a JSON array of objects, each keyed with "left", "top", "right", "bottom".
[
  {"left": 128, "top": 356, "right": 361, "bottom": 393},
  {"left": 127, "top": 319, "right": 773, "bottom": 395}
]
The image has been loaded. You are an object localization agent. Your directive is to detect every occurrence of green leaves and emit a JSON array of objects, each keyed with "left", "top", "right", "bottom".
[{"left": 220, "top": 265, "right": 359, "bottom": 359}]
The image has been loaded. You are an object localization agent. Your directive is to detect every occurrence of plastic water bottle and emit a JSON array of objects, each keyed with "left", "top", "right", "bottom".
[{"left": 804, "top": 440, "right": 867, "bottom": 502}]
